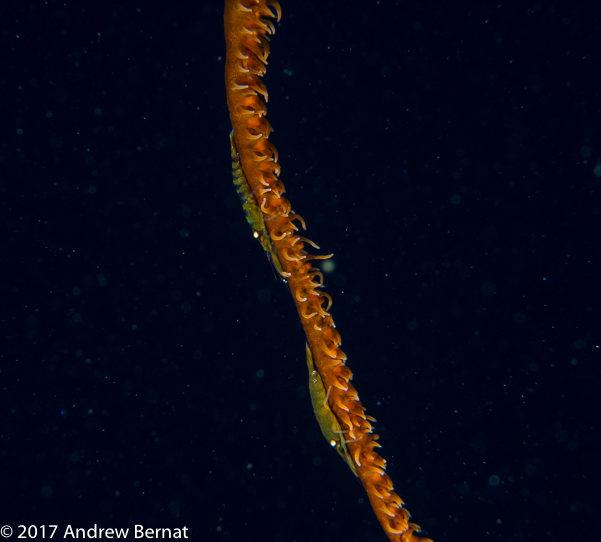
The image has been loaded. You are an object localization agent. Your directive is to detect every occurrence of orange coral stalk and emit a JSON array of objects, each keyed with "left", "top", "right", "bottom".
[{"left": 224, "top": 1, "right": 432, "bottom": 540}]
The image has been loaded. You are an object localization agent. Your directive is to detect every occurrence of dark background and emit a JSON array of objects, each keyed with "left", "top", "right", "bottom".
[{"left": 2, "top": 1, "right": 598, "bottom": 541}]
